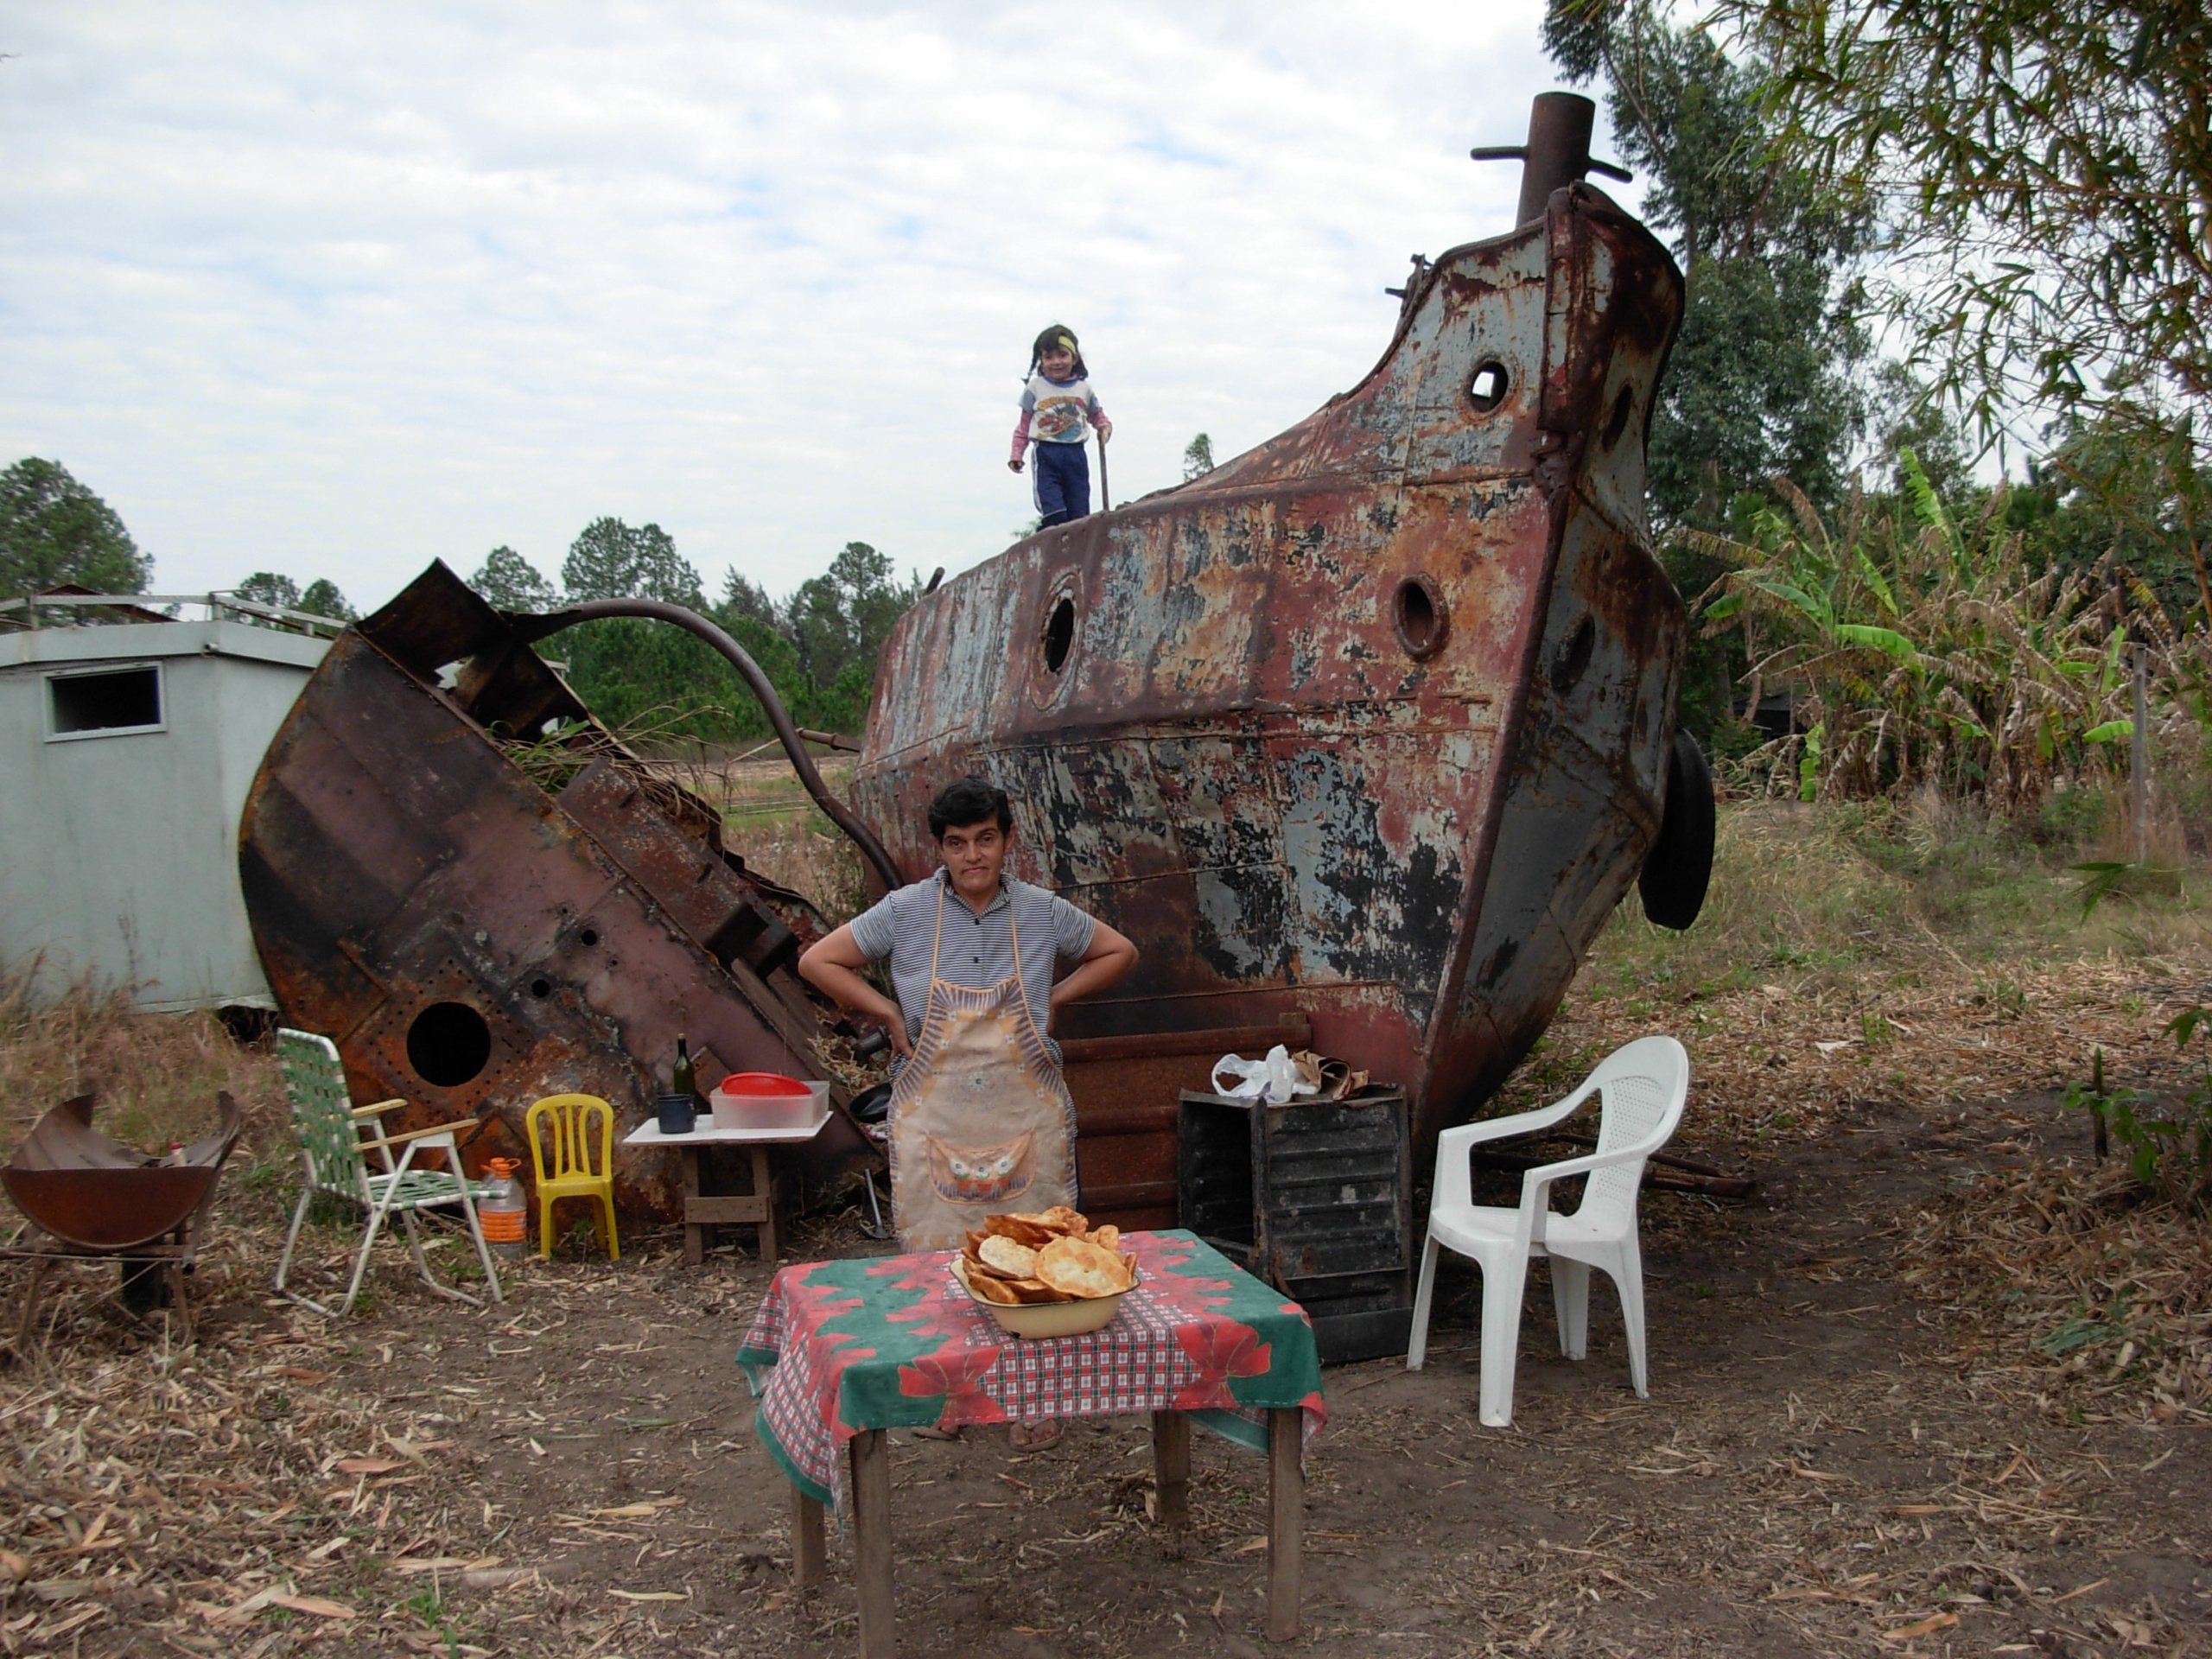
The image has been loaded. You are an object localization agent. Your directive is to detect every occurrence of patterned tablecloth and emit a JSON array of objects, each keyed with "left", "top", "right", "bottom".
[{"left": 737, "top": 1230, "right": 1328, "bottom": 1510}]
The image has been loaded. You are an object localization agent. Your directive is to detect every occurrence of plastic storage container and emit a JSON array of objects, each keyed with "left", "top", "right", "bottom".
[
  {"left": 711, "top": 1072, "right": 828, "bottom": 1132},
  {"left": 479, "top": 1157, "right": 528, "bottom": 1258}
]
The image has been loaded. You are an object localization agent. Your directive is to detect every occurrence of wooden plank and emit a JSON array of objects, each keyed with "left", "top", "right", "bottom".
[
  {"left": 791, "top": 1484, "right": 824, "bottom": 1586},
  {"left": 683, "top": 1196, "right": 769, "bottom": 1224},
  {"left": 1072, "top": 1102, "right": 1181, "bottom": 1138},
  {"left": 1151, "top": 1411, "right": 1190, "bottom": 1528},
  {"left": 1267, "top": 1408, "right": 1302, "bottom": 1643},
  {"left": 849, "top": 1429, "right": 895, "bottom": 1658},
  {"left": 1058, "top": 1018, "right": 1312, "bottom": 1066}
]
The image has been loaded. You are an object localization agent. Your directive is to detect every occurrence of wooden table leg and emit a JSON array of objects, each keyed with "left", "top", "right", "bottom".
[
  {"left": 791, "top": 1483, "right": 825, "bottom": 1587},
  {"left": 1151, "top": 1410, "right": 1190, "bottom": 1527},
  {"left": 751, "top": 1146, "right": 776, "bottom": 1263},
  {"left": 681, "top": 1146, "right": 705, "bottom": 1267},
  {"left": 1267, "top": 1407, "right": 1302, "bottom": 1643},
  {"left": 849, "top": 1429, "right": 894, "bottom": 1658}
]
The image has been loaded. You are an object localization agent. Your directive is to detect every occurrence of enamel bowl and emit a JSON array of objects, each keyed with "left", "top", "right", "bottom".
[{"left": 950, "top": 1256, "right": 1139, "bottom": 1339}]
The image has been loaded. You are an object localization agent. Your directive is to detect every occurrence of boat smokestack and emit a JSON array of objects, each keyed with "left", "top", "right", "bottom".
[{"left": 1471, "top": 92, "right": 1631, "bottom": 227}]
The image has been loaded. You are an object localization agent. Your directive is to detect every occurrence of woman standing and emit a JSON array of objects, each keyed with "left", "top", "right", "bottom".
[{"left": 799, "top": 775, "right": 1136, "bottom": 1251}]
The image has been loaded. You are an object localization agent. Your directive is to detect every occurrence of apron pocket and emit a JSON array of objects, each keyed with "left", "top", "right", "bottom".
[{"left": 924, "top": 1129, "right": 1035, "bottom": 1205}]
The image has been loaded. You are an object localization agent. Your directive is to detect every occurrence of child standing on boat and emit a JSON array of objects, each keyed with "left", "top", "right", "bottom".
[{"left": 1008, "top": 324, "right": 1112, "bottom": 526}]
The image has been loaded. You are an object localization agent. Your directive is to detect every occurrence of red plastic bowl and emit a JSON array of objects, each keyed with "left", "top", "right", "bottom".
[
  {"left": 713, "top": 1072, "right": 810, "bottom": 1098},
  {"left": 709, "top": 1071, "right": 821, "bottom": 1132}
]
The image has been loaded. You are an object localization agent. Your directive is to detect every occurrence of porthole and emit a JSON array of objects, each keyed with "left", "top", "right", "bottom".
[
  {"left": 1468, "top": 360, "right": 1509, "bottom": 413},
  {"left": 1551, "top": 615, "right": 1597, "bottom": 695},
  {"left": 530, "top": 978, "right": 552, "bottom": 999},
  {"left": 405, "top": 1001, "right": 492, "bottom": 1088},
  {"left": 1042, "top": 596, "right": 1076, "bottom": 675},
  {"left": 1605, "top": 384, "right": 1636, "bottom": 447},
  {"left": 578, "top": 925, "right": 599, "bottom": 947},
  {"left": 1392, "top": 575, "right": 1450, "bottom": 662}
]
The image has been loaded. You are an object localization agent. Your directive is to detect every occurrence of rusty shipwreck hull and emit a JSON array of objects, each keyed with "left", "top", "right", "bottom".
[
  {"left": 238, "top": 569, "right": 866, "bottom": 1217},
  {"left": 855, "top": 181, "right": 1686, "bottom": 1223}
]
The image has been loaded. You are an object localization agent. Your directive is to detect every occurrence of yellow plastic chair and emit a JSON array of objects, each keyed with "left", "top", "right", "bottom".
[{"left": 524, "top": 1095, "right": 619, "bottom": 1262}]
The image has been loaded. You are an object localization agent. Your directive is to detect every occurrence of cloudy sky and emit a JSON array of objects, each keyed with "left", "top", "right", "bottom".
[{"left": 0, "top": 3, "right": 1630, "bottom": 612}]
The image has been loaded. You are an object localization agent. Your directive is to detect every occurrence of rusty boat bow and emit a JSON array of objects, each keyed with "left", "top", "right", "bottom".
[{"left": 856, "top": 165, "right": 1688, "bottom": 1201}]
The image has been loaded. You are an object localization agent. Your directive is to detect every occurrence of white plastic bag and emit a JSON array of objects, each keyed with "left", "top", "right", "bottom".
[{"left": 1210, "top": 1044, "right": 1316, "bottom": 1106}]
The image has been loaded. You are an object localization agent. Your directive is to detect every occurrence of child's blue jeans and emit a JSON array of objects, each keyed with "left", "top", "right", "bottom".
[{"left": 1033, "top": 442, "right": 1090, "bottom": 526}]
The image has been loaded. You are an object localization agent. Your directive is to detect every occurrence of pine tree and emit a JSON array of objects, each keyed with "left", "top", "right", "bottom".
[
  {"left": 0, "top": 458, "right": 151, "bottom": 598},
  {"left": 469, "top": 545, "right": 560, "bottom": 612}
]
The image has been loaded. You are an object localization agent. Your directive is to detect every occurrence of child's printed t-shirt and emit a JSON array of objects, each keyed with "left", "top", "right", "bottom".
[{"left": 1020, "top": 372, "right": 1104, "bottom": 445}]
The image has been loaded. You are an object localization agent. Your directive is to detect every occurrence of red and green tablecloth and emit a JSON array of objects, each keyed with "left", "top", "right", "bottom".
[{"left": 737, "top": 1229, "right": 1327, "bottom": 1510}]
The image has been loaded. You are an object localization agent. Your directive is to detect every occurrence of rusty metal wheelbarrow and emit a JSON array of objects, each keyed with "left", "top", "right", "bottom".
[{"left": 2, "top": 1092, "right": 243, "bottom": 1347}]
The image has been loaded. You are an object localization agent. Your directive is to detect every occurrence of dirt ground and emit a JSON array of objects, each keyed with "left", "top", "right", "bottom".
[{"left": 4, "top": 1080, "right": 2208, "bottom": 1659}]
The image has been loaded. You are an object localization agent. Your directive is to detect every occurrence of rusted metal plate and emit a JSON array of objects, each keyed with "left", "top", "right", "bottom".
[
  {"left": 856, "top": 181, "right": 1685, "bottom": 1164},
  {"left": 238, "top": 566, "right": 866, "bottom": 1219}
]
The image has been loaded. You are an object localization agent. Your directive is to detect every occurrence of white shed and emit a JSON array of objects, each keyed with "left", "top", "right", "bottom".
[{"left": 0, "top": 598, "right": 335, "bottom": 1012}]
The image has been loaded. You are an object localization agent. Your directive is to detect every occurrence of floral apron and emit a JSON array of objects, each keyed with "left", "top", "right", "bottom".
[{"left": 887, "top": 885, "right": 1079, "bottom": 1252}]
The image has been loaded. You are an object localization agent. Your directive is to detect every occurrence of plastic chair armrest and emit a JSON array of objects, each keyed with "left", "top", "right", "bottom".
[
  {"left": 1517, "top": 1144, "right": 1657, "bottom": 1238},
  {"left": 1432, "top": 1090, "right": 1597, "bottom": 1212},
  {"left": 1453, "top": 1092, "right": 1592, "bottom": 1147}
]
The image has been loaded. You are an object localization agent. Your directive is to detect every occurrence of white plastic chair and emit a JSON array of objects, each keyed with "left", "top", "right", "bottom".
[{"left": 1407, "top": 1035, "right": 1689, "bottom": 1426}]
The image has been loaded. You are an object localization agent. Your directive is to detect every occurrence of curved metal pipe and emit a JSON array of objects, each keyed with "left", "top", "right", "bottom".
[{"left": 512, "top": 597, "right": 903, "bottom": 893}]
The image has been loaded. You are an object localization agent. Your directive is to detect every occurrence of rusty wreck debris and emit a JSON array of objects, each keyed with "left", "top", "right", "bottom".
[
  {"left": 237, "top": 568, "right": 870, "bottom": 1218},
  {"left": 238, "top": 93, "right": 1705, "bottom": 1230}
]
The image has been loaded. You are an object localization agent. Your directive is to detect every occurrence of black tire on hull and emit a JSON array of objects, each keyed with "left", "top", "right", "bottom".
[{"left": 1639, "top": 729, "right": 1715, "bottom": 931}]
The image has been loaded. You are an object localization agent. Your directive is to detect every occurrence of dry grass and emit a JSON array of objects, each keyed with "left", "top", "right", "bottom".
[
  {"left": 1497, "top": 796, "right": 2212, "bottom": 1148},
  {"left": 688, "top": 754, "right": 870, "bottom": 925},
  {"left": 4, "top": 798, "right": 2212, "bottom": 1654},
  {"left": 1900, "top": 1163, "right": 2212, "bottom": 1424},
  {"left": 0, "top": 973, "right": 285, "bottom": 1161}
]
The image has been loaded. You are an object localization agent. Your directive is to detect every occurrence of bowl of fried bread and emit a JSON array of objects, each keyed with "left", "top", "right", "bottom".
[{"left": 950, "top": 1207, "right": 1141, "bottom": 1338}]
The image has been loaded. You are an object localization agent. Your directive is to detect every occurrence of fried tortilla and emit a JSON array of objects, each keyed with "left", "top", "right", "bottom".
[
  {"left": 983, "top": 1213, "right": 1055, "bottom": 1248},
  {"left": 978, "top": 1235, "right": 1039, "bottom": 1279},
  {"left": 1034, "top": 1235, "right": 1137, "bottom": 1300},
  {"left": 968, "top": 1268, "right": 1020, "bottom": 1305}
]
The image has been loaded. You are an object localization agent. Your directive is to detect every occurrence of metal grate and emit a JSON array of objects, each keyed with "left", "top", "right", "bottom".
[{"left": 1179, "top": 1087, "right": 1414, "bottom": 1363}]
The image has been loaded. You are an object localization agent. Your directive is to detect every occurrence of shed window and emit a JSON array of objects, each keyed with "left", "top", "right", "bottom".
[{"left": 48, "top": 665, "right": 162, "bottom": 738}]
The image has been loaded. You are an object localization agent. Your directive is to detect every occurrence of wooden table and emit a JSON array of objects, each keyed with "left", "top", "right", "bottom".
[
  {"left": 738, "top": 1230, "right": 1326, "bottom": 1656},
  {"left": 791, "top": 1407, "right": 1303, "bottom": 1655},
  {"left": 622, "top": 1113, "right": 830, "bottom": 1265}
]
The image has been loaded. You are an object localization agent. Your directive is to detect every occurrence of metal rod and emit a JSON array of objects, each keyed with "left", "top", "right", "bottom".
[{"left": 512, "top": 597, "right": 901, "bottom": 893}]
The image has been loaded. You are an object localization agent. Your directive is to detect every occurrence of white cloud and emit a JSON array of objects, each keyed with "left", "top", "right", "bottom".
[{"left": 0, "top": 1, "right": 1635, "bottom": 609}]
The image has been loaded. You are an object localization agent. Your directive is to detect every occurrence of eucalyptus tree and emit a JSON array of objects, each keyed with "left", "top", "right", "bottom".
[
  {"left": 1716, "top": 0, "right": 2212, "bottom": 458},
  {"left": 1544, "top": 0, "right": 1875, "bottom": 739}
]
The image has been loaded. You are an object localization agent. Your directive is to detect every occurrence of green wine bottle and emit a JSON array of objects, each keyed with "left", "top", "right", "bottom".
[{"left": 672, "top": 1035, "right": 695, "bottom": 1100}]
